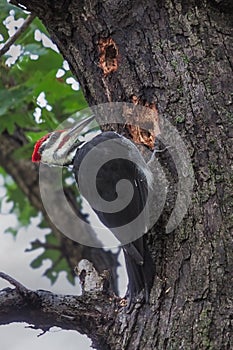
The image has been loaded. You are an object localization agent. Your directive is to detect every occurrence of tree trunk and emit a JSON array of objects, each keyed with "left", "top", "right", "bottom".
[{"left": 8, "top": 0, "right": 233, "bottom": 349}]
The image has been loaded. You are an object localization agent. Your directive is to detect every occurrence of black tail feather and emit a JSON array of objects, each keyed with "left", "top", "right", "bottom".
[{"left": 123, "top": 235, "right": 154, "bottom": 304}]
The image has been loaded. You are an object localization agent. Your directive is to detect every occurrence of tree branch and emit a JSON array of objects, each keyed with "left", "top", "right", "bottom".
[
  {"left": 0, "top": 272, "right": 116, "bottom": 349},
  {"left": 0, "top": 272, "right": 28, "bottom": 294},
  {"left": 0, "top": 14, "right": 36, "bottom": 58}
]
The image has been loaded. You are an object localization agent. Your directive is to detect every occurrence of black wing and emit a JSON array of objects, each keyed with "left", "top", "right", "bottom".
[{"left": 73, "top": 131, "right": 154, "bottom": 302}]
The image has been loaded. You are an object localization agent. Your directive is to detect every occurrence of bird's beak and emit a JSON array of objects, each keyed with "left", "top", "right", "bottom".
[{"left": 68, "top": 115, "right": 95, "bottom": 137}]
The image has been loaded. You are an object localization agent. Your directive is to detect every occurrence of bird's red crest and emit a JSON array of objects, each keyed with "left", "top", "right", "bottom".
[{"left": 32, "top": 133, "right": 51, "bottom": 162}]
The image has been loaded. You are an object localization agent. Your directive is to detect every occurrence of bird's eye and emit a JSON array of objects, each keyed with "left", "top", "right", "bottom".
[
  {"left": 39, "top": 143, "right": 46, "bottom": 153},
  {"left": 50, "top": 133, "right": 60, "bottom": 142}
]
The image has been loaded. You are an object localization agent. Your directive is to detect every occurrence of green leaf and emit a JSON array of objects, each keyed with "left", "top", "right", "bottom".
[
  {"left": 16, "top": 49, "right": 62, "bottom": 75},
  {"left": 5, "top": 227, "right": 17, "bottom": 237},
  {"left": 30, "top": 249, "right": 60, "bottom": 269},
  {"left": 6, "top": 183, "right": 37, "bottom": 225},
  {"left": 46, "top": 232, "right": 59, "bottom": 245},
  {"left": 44, "top": 258, "right": 75, "bottom": 285},
  {"left": 13, "top": 143, "right": 34, "bottom": 160},
  {"left": 23, "top": 43, "right": 47, "bottom": 56},
  {"left": 0, "top": 115, "right": 15, "bottom": 134},
  {"left": 28, "top": 231, "right": 75, "bottom": 285},
  {"left": 26, "top": 239, "right": 46, "bottom": 252},
  {"left": 0, "top": 166, "right": 7, "bottom": 176},
  {"left": 26, "top": 130, "right": 49, "bottom": 143},
  {"left": 0, "top": 86, "right": 32, "bottom": 117}
]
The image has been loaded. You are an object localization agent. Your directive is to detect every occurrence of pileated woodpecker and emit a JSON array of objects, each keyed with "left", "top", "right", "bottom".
[{"left": 32, "top": 116, "right": 154, "bottom": 303}]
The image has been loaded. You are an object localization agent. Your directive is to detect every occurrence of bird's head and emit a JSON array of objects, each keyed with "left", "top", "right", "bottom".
[{"left": 32, "top": 115, "right": 94, "bottom": 166}]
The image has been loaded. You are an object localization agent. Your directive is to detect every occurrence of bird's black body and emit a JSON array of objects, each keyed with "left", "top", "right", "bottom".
[{"left": 73, "top": 131, "right": 154, "bottom": 302}]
